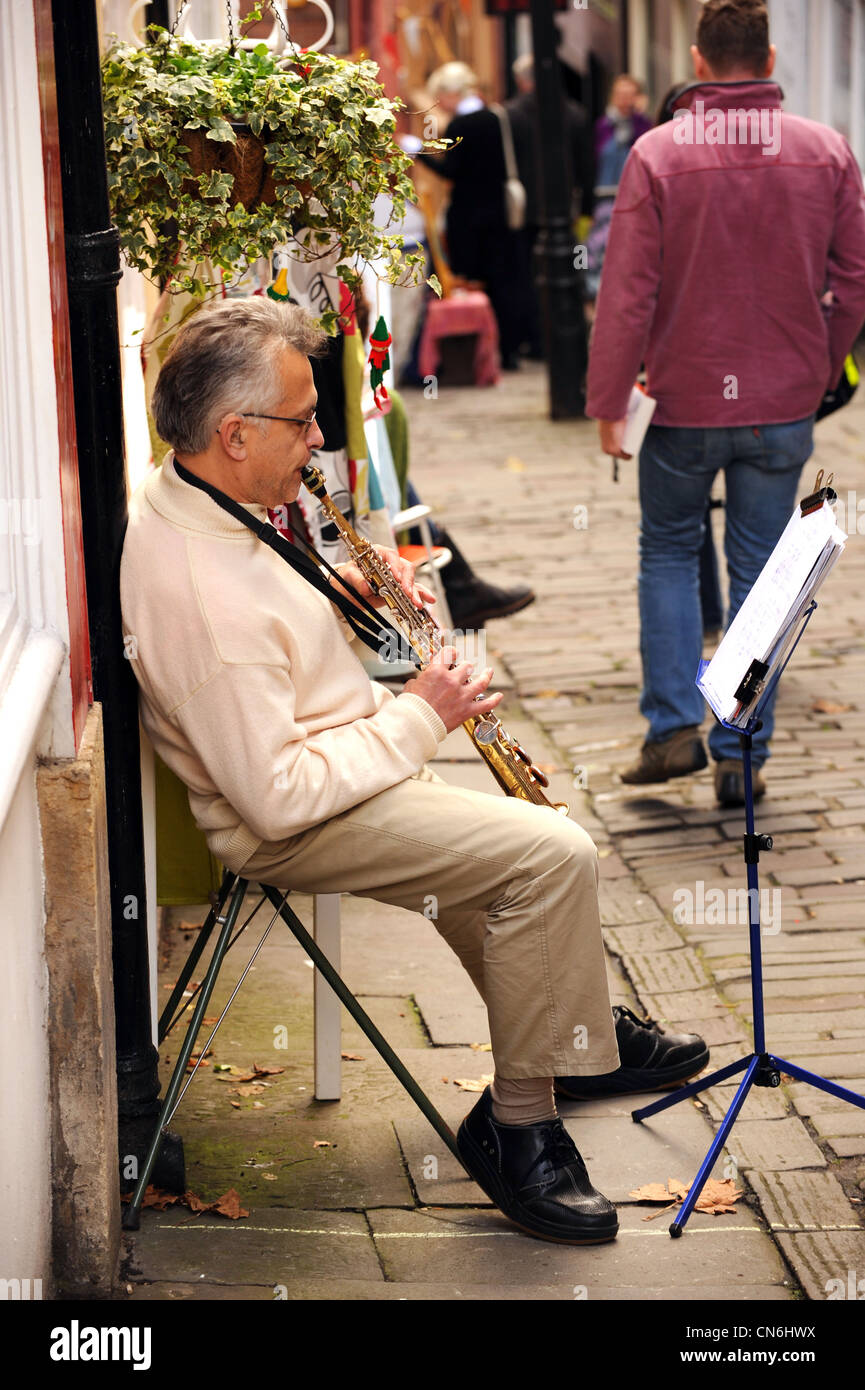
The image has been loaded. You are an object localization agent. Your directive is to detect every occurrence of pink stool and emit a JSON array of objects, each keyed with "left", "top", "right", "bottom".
[{"left": 418, "top": 289, "right": 500, "bottom": 387}]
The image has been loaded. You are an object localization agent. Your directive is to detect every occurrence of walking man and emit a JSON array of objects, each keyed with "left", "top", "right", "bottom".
[{"left": 587, "top": 0, "right": 865, "bottom": 805}]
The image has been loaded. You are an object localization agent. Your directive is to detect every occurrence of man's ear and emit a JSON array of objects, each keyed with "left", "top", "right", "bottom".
[
  {"left": 691, "top": 45, "right": 710, "bottom": 81},
  {"left": 764, "top": 44, "right": 776, "bottom": 78},
  {"left": 216, "top": 413, "right": 248, "bottom": 460}
]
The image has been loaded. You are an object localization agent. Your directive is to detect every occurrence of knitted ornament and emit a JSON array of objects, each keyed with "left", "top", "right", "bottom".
[
  {"left": 267, "top": 264, "right": 291, "bottom": 301},
  {"left": 367, "top": 314, "right": 392, "bottom": 410}
]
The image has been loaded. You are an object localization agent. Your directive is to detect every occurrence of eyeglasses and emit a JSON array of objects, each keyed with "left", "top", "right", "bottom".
[{"left": 241, "top": 410, "right": 318, "bottom": 437}]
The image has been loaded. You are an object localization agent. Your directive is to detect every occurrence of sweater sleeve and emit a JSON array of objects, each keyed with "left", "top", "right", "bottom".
[
  {"left": 171, "top": 662, "right": 446, "bottom": 843},
  {"left": 824, "top": 143, "right": 865, "bottom": 389},
  {"left": 585, "top": 148, "right": 662, "bottom": 422}
]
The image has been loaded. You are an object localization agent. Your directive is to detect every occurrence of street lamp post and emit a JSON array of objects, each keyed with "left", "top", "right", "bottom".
[{"left": 529, "top": 0, "right": 587, "bottom": 418}]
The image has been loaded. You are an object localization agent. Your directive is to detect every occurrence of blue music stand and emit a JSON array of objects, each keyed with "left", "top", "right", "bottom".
[{"left": 632, "top": 599, "right": 865, "bottom": 1236}]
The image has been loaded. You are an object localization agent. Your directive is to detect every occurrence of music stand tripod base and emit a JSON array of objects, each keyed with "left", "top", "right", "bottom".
[{"left": 631, "top": 605, "right": 865, "bottom": 1236}]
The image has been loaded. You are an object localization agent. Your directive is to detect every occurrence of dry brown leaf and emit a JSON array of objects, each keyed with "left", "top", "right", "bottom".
[
  {"left": 453, "top": 1073, "right": 494, "bottom": 1093},
  {"left": 211, "top": 1188, "right": 249, "bottom": 1220},
  {"left": 469, "top": 1043, "right": 492, "bottom": 1052},
  {"left": 229, "top": 1100, "right": 241, "bottom": 1109},
  {"left": 341, "top": 1051, "right": 366, "bottom": 1061},
  {"left": 812, "top": 698, "right": 852, "bottom": 714},
  {"left": 177, "top": 920, "right": 203, "bottom": 933},
  {"left": 629, "top": 1176, "right": 743, "bottom": 1217},
  {"left": 249, "top": 1063, "right": 285, "bottom": 1077},
  {"left": 628, "top": 1182, "right": 675, "bottom": 1204},
  {"left": 262, "top": 1173, "right": 278, "bottom": 1182},
  {"left": 313, "top": 1139, "right": 333, "bottom": 1148},
  {"left": 228, "top": 1083, "right": 267, "bottom": 1096}
]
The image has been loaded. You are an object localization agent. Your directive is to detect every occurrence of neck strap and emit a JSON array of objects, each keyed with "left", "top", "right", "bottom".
[{"left": 172, "top": 458, "right": 417, "bottom": 665}]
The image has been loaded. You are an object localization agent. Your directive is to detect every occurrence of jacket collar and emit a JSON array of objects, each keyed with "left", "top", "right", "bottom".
[
  {"left": 144, "top": 453, "right": 270, "bottom": 537},
  {"left": 671, "top": 79, "right": 784, "bottom": 114}
]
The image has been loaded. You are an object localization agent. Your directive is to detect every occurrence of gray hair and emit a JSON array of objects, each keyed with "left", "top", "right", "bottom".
[
  {"left": 428, "top": 61, "right": 478, "bottom": 100},
  {"left": 152, "top": 296, "right": 328, "bottom": 455},
  {"left": 512, "top": 54, "right": 534, "bottom": 84}
]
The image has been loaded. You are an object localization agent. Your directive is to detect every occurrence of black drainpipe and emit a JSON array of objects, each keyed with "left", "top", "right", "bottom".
[{"left": 51, "top": 0, "right": 183, "bottom": 1193}]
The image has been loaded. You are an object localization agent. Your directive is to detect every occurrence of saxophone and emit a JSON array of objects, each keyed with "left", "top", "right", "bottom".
[{"left": 302, "top": 464, "right": 568, "bottom": 812}]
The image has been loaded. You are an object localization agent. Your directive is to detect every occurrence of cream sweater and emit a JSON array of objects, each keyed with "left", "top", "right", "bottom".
[{"left": 120, "top": 457, "right": 447, "bottom": 871}]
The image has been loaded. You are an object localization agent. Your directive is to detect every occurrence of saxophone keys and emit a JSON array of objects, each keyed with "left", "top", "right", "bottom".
[{"left": 529, "top": 763, "right": 550, "bottom": 788}]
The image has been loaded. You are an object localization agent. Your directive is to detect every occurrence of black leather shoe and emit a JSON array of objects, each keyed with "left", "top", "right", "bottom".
[
  {"left": 457, "top": 1086, "right": 618, "bottom": 1244},
  {"left": 555, "top": 1005, "right": 710, "bottom": 1100}
]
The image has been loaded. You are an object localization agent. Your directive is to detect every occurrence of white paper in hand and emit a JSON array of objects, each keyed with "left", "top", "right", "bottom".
[{"left": 621, "top": 386, "right": 657, "bottom": 457}]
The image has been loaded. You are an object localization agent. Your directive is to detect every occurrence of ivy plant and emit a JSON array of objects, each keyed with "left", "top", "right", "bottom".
[{"left": 101, "top": 25, "right": 443, "bottom": 325}]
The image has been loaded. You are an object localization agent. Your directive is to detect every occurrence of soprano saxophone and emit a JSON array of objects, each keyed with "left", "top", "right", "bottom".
[{"left": 302, "top": 464, "right": 568, "bottom": 812}]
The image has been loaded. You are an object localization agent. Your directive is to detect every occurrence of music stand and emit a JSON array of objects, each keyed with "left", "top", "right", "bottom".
[{"left": 632, "top": 598, "right": 865, "bottom": 1236}]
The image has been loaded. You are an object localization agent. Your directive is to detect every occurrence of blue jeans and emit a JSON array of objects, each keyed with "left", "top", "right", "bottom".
[{"left": 638, "top": 418, "right": 815, "bottom": 766}]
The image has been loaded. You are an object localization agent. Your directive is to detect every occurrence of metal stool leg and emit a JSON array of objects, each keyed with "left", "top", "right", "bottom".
[
  {"left": 158, "top": 870, "right": 236, "bottom": 1043},
  {"left": 122, "top": 876, "right": 249, "bottom": 1231}
]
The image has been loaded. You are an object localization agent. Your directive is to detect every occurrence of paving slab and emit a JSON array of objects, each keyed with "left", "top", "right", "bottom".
[
  {"left": 775, "top": 1231, "right": 865, "bottom": 1301},
  {"left": 125, "top": 1209, "right": 383, "bottom": 1286},
  {"left": 366, "top": 1204, "right": 789, "bottom": 1290},
  {"left": 724, "top": 1119, "right": 827, "bottom": 1173}
]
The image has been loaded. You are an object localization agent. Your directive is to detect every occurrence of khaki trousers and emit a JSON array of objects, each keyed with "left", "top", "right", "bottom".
[{"left": 237, "top": 768, "right": 619, "bottom": 1080}]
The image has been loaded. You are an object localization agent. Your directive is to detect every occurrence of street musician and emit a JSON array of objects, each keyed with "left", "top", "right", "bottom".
[{"left": 120, "top": 296, "right": 708, "bottom": 1245}]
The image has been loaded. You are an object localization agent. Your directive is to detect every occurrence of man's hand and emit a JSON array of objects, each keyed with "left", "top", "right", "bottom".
[
  {"left": 333, "top": 547, "right": 437, "bottom": 611},
  {"left": 404, "top": 646, "right": 503, "bottom": 734},
  {"left": 598, "top": 419, "right": 632, "bottom": 460}
]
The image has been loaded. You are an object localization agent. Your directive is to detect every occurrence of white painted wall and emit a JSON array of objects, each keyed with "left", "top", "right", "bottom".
[{"left": 0, "top": 2, "right": 76, "bottom": 1286}]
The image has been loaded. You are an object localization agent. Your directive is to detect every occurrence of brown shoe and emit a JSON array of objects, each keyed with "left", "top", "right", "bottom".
[
  {"left": 714, "top": 759, "right": 766, "bottom": 807},
  {"left": 621, "top": 727, "right": 708, "bottom": 785}
]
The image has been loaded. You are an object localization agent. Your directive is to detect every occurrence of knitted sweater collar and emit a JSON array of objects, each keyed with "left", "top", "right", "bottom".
[{"left": 145, "top": 453, "right": 270, "bottom": 538}]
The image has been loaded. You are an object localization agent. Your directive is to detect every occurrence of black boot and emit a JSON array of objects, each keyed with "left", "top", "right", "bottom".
[{"left": 435, "top": 527, "right": 536, "bottom": 629}]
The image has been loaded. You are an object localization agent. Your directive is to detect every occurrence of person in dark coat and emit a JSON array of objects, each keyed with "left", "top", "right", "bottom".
[
  {"left": 415, "top": 62, "right": 523, "bottom": 369},
  {"left": 505, "top": 53, "right": 595, "bottom": 356}
]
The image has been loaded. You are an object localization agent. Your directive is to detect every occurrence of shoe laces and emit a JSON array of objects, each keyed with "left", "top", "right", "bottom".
[
  {"left": 615, "top": 1004, "right": 656, "bottom": 1030},
  {"left": 521, "top": 1119, "right": 585, "bottom": 1189}
]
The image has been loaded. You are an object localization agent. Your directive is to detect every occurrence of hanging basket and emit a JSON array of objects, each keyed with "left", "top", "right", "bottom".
[{"left": 101, "top": 26, "right": 432, "bottom": 305}]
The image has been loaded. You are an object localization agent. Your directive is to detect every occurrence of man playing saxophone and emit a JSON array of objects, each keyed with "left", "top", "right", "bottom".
[{"left": 121, "top": 296, "right": 708, "bottom": 1246}]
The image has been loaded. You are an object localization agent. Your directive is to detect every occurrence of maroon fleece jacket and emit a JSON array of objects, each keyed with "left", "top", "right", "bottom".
[{"left": 586, "top": 80, "right": 865, "bottom": 427}]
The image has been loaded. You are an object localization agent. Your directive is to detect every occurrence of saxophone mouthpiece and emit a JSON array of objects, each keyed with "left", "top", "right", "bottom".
[{"left": 301, "top": 464, "right": 326, "bottom": 496}]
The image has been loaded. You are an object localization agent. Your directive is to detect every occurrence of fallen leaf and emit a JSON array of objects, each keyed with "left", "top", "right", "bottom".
[
  {"left": 262, "top": 1173, "right": 278, "bottom": 1182},
  {"left": 469, "top": 1042, "right": 492, "bottom": 1052},
  {"left": 534, "top": 689, "right": 561, "bottom": 699},
  {"left": 629, "top": 1177, "right": 743, "bottom": 1217},
  {"left": 229, "top": 1101, "right": 241, "bottom": 1109},
  {"left": 628, "top": 1182, "right": 674, "bottom": 1204},
  {"left": 228, "top": 1083, "right": 267, "bottom": 1096},
  {"left": 341, "top": 1051, "right": 366, "bottom": 1061},
  {"left": 230, "top": 1065, "right": 285, "bottom": 1082},
  {"left": 811, "top": 698, "right": 852, "bottom": 714},
  {"left": 313, "top": 1140, "right": 333, "bottom": 1149},
  {"left": 211, "top": 1188, "right": 249, "bottom": 1219},
  {"left": 453, "top": 1073, "right": 494, "bottom": 1093},
  {"left": 213, "top": 1063, "right": 233, "bottom": 1073},
  {"left": 177, "top": 920, "right": 203, "bottom": 933}
]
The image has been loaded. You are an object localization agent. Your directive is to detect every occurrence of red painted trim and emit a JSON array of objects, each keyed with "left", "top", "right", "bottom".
[{"left": 33, "top": 0, "right": 93, "bottom": 749}]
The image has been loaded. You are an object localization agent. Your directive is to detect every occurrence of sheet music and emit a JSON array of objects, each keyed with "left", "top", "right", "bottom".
[{"left": 698, "top": 500, "right": 846, "bottom": 725}]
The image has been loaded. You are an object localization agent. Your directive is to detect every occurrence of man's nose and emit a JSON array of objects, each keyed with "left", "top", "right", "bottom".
[{"left": 308, "top": 420, "right": 326, "bottom": 450}]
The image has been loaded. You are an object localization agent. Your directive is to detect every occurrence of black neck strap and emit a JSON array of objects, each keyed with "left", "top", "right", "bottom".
[{"left": 172, "top": 458, "right": 417, "bottom": 664}]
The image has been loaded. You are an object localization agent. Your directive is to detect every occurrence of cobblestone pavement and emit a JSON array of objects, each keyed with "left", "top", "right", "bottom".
[{"left": 122, "top": 361, "right": 865, "bottom": 1305}]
